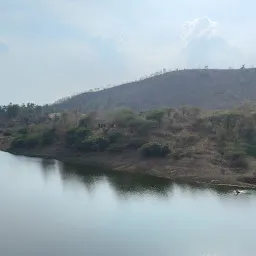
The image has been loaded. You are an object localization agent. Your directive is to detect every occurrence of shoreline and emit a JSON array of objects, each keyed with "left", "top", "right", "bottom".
[{"left": 4, "top": 149, "right": 256, "bottom": 190}]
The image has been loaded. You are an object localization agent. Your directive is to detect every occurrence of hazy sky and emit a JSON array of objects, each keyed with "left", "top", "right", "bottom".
[{"left": 1, "top": 0, "right": 256, "bottom": 105}]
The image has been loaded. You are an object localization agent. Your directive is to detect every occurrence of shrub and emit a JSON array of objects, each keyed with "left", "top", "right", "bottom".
[
  {"left": 145, "top": 109, "right": 165, "bottom": 127},
  {"left": 25, "top": 136, "right": 40, "bottom": 148},
  {"left": 3, "top": 130, "right": 12, "bottom": 136},
  {"left": 128, "top": 118, "right": 157, "bottom": 135},
  {"left": 168, "top": 123, "right": 184, "bottom": 133},
  {"left": 106, "top": 144, "right": 125, "bottom": 153},
  {"left": 172, "top": 148, "right": 187, "bottom": 160},
  {"left": 188, "top": 107, "right": 201, "bottom": 118},
  {"left": 11, "top": 135, "right": 40, "bottom": 149},
  {"left": 230, "top": 157, "right": 248, "bottom": 169},
  {"left": 111, "top": 108, "right": 136, "bottom": 128},
  {"left": 246, "top": 144, "right": 256, "bottom": 157},
  {"left": 107, "top": 129, "right": 124, "bottom": 143},
  {"left": 79, "top": 115, "right": 92, "bottom": 127},
  {"left": 41, "top": 128, "right": 56, "bottom": 145},
  {"left": 74, "top": 127, "right": 91, "bottom": 137},
  {"left": 175, "top": 133, "right": 199, "bottom": 147},
  {"left": 18, "top": 128, "right": 28, "bottom": 135},
  {"left": 191, "top": 118, "right": 213, "bottom": 133},
  {"left": 139, "top": 142, "right": 170, "bottom": 158},
  {"left": 221, "top": 142, "right": 248, "bottom": 169},
  {"left": 65, "top": 127, "right": 91, "bottom": 147},
  {"left": 79, "top": 135, "right": 110, "bottom": 152},
  {"left": 11, "top": 137, "right": 24, "bottom": 148}
]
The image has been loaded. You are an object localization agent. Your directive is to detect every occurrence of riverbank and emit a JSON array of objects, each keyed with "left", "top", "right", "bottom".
[
  {"left": 5, "top": 146, "right": 256, "bottom": 189},
  {"left": 2, "top": 105, "right": 256, "bottom": 189}
]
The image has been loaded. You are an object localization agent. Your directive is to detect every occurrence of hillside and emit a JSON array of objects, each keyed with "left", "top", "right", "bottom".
[{"left": 53, "top": 68, "right": 256, "bottom": 112}]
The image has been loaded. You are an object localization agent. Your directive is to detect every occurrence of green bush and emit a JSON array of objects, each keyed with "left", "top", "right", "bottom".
[
  {"left": 106, "top": 144, "right": 125, "bottom": 153},
  {"left": 168, "top": 123, "right": 184, "bottom": 133},
  {"left": 65, "top": 127, "right": 91, "bottom": 147},
  {"left": 107, "top": 129, "right": 123, "bottom": 143},
  {"left": 79, "top": 115, "right": 92, "bottom": 127},
  {"left": 220, "top": 142, "right": 248, "bottom": 169},
  {"left": 175, "top": 133, "right": 199, "bottom": 147},
  {"left": 3, "top": 130, "right": 12, "bottom": 136},
  {"left": 145, "top": 110, "right": 165, "bottom": 124},
  {"left": 172, "top": 148, "right": 188, "bottom": 160},
  {"left": 18, "top": 128, "right": 28, "bottom": 135},
  {"left": 79, "top": 135, "right": 110, "bottom": 152},
  {"left": 139, "top": 142, "right": 170, "bottom": 158},
  {"left": 128, "top": 118, "right": 157, "bottom": 135},
  {"left": 230, "top": 157, "right": 248, "bottom": 169},
  {"left": 11, "top": 137, "right": 24, "bottom": 148},
  {"left": 246, "top": 144, "right": 256, "bottom": 157},
  {"left": 25, "top": 136, "right": 40, "bottom": 148},
  {"left": 11, "top": 135, "right": 40, "bottom": 149},
  {"left": 41, "top": 128, "right": 56, "bottom": 145},
  {"left": 111, "top": 108, "right": 136, "bottom": 128}
]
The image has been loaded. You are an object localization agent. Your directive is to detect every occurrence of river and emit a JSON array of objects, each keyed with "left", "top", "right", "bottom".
[{"left": 0, "top": 151, "right": 255, "bottom": 256}]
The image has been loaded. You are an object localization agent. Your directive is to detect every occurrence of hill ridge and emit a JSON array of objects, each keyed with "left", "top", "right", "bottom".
[{"left": 53, "top": 68, "right": 256, "bottom": 112}]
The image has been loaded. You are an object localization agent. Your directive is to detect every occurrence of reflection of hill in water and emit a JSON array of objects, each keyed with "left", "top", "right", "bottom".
[
  {"left": 106, "top": 173, "right": 172, "bottom": 198},
  {"left": 38, "top": 158, "right": 58, "bottom": 182},
  {"left": 58, "top": 162, "right": 172, "bottom": 198},
  {"left": 40, "top": 158, "right": 56, "bottom": 172},
  {"left": 38, "top": 159, "right": 239, "bottom": 198},
  {"left": 175, "top": 181, "right": 233, "bottom": 196}
]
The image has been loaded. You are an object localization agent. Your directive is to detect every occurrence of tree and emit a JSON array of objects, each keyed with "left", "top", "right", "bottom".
[
  {"left": 166, "top": 108, "right": 174, "bottom": 118},
  {"left": 128, "top": 118, "right": 157, "bottom": 135},
  {"left": 140, "top": 142, "right": 170, "bottom": 157},
  {"left": 6, "top": 104, "right": 20, "bottom": 118},
  {"left": 61, "top": 112, "right": 68, "bottom": 126},
  {"left": 188, "top": 107, "right": 201, "bottom": 118},
  {"left": 79, "top": 113, "right": 95, "bottom": 128},
  {"left": 112, "top": 108, "right": 136, "bottom": 128},
  {"left": 146, "top": 109, "right": 165, "bottom": 128}
]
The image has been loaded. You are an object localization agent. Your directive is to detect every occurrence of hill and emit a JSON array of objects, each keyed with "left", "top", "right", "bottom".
[{"left": 52, "top": 68, "right": 256, "bottom": 112}]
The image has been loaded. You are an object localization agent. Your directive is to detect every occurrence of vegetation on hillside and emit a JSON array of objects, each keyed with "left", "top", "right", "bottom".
[
  {"left": 3, "top": 101, "right": 256, "bottom": 177},
  {"left": 52, "top": 68, "right": 256, "bottom": 112}
]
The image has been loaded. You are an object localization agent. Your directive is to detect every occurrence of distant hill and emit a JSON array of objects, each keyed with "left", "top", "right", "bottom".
[{"left": 52, "top": 68, "right": 256, "bottom": 112}]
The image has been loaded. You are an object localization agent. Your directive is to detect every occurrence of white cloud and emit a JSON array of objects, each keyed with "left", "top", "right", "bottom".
[
  {"left": 182, "top": 16, "right": 243, "bottom": 68},
  {"left": 182, "top": 16, "right": 218, "bottom": 45}
]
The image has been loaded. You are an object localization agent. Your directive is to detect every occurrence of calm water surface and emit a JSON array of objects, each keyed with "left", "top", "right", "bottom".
[{"left": 0, "top": 151, "right": 256, "bottom": 256}]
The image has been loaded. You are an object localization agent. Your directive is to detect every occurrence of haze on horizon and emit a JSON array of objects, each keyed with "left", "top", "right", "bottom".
[{"left": 1, "top": 0, "right": 255, "bottom": 105}]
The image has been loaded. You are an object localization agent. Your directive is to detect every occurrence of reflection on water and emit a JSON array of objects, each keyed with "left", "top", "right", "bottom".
[
  {"left": 1, "top": 152, "right": 256, "bottom": 256},
  {"left": 39, "top": 158, "right": 245, "bottom": 199},
  {"left": 55, "top": 161, "right": 172, "bottom": 198},
  {"left": 36, "top": 158, "right": 256, "bottom": 211}
]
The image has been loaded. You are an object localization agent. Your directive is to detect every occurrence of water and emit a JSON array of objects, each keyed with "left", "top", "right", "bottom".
[{"left": 0, "top": 151, "right": 256, "bottom": 256}]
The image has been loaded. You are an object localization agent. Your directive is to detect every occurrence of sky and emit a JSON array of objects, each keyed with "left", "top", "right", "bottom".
[{"left": 1, "top": 0, "right": 256, "bottom": 105}]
